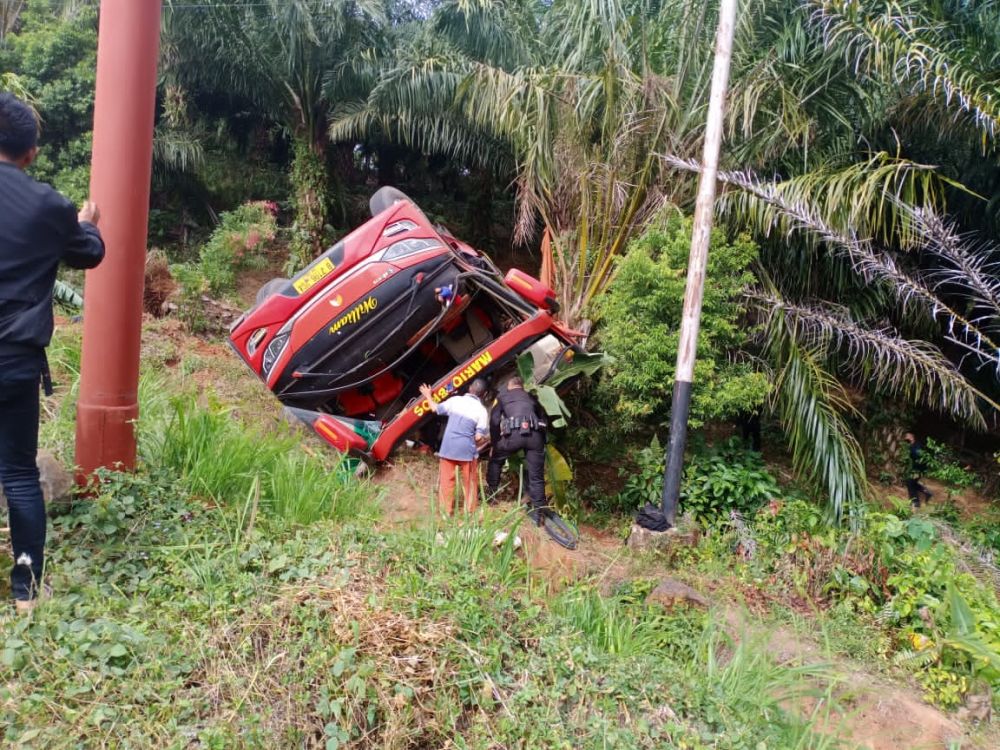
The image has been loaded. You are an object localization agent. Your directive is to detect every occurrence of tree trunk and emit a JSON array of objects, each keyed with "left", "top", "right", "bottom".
[{"left": 290, "top": 136, "right": 329, "bottom": 260}]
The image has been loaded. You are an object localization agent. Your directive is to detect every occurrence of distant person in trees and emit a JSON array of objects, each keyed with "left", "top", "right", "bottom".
[
  {"left": 418, "top": 379, "right": 489, "bottom": 517},
  {"left": 486, "top": 376, "right": 548, "bottom": 524},
  {"left": 903, "top": 432, "right": 933, "bottom": 508},
  {"left": 0, "top": 93, "right": 105, "bottom": 613}
]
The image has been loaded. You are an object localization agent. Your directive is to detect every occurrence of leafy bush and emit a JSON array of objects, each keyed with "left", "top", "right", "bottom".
[
  {"left": 0, "top": 4, "right": 98, "bottom": 202},
  {"left": 727, "top": 499, "right": 1000, "bottom": 706},
  {"left": 594, "top": 213, "right": 770, "bottom": 431},
  {"left": 922, "top": 437, "right": 981, "bottom": 489},
  {"left": 170, "top": 262, "right": 210, "bottom": 333},
  {"left": 682, "top": 439, "right": 781, "bottom": 520},
  {"left": 614, "top": 434, "right": 668, "bottom": 512},
  {"left": 199, "top": 201, "right": 278, "bottom": 294},
  {"left": 614, "top": 436, "right": 780, "bottom": 520}
]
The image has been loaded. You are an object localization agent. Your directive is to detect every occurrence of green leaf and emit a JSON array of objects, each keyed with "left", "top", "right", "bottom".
[
  {"left": 946, "top": 583, "right": 976, "bottom": 637},
  {"left": 534, "top": 384, "right": 569, "bottom": 427},
  {"left": 544, "top": 350, "right": 613, "bottom": 387},
  {"left": 546, "top": 445, "right": 573, "bottom": 483}
]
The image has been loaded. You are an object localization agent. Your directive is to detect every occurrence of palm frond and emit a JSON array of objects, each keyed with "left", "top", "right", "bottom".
[
  {"left": 668, "top": 157, "right": 1000, "bottom": 376},
  {"left": 911, "top": 207, "right": 1000, "bottom": 324},
  {"left": 749, "top": 291, "right": 995, "bottom": 428},
  {"left": 153, "top": 127, "right": 204, "bottom": 174},
  {"left": 767, "top": 310, "right": 867, "bottom": 526},
  {"left": 809, "top": 0, "right": 1000, "bottom": 140}
]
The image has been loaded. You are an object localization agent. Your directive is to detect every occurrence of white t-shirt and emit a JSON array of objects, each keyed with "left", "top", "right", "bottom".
[{"left": 436, "top": 394, "right": 489, "bottom": 461}]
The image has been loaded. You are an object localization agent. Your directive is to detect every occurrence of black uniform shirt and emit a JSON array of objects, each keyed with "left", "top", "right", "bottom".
[
  {"left": 0, "top": 161, "right": 104, "bottom": 354},
  {"left": 490, "top": 387, "right": 544, "bottom": 436}
]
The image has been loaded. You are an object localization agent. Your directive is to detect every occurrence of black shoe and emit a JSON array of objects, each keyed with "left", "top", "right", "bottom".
[{"left": 526, "top": 507, "right": 543, "bottom": 527}]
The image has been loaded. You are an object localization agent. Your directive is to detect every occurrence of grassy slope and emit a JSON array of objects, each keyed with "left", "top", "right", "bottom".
[
  {"left": 3, "top": 320, "right": 998, "bottom": 749},
  {"left": 0, "top": 321, "right": 838, "bottom": 749}
]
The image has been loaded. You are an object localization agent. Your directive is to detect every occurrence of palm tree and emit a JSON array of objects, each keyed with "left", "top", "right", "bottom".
[
  {"left": 636, "top": 2, "right": 999, "bottom": 523},
  {"left": 342, "top": 0, "right": 1000, "bottom": 522},
  {"left": 163, "top": 0, "right": 387, "bottom": 266},
  {"left": 332, "top": 0, "right": 725, "bottom": 328}
]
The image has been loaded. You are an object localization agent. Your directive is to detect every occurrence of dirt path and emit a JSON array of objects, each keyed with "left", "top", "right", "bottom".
[
  {"left": 373, "top": 450, "right": 629, "bottom": 590},
  {"left": 716, "top": 604, "right": 1000, "bottom": 750}
]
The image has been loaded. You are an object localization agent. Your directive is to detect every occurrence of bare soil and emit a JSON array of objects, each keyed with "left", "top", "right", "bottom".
[{"left": 730, "top": 612, "right": 995, "bottom": 750}]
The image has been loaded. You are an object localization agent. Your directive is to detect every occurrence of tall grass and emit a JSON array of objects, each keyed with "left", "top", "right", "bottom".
[
  {"left": 551, "top": 584, "right": 680, "bottom": 656},
  {"left": 149, "top": 400, "right": 377, "bottom": 525}
]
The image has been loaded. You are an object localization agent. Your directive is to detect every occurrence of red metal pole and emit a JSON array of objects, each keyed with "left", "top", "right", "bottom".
[{"left": 75, "top": 0, "right": 162, "bottom": 481}]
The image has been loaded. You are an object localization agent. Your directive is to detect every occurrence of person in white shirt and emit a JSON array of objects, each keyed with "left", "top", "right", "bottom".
[{"left": 418, "top": 379, "right": 489, "bottom": 516}]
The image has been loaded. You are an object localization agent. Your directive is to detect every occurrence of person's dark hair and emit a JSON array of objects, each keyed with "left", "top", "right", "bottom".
[
  {"left": 468, "top": 379, "right": 487, "bottom": 397},
  {"left": 0, "top": 93, "right": 39, "bottom": 159},
  {"left": 507, "top": 375, "right": 524, "bottom": 389}
]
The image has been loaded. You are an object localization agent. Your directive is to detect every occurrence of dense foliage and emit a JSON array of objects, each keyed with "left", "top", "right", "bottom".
[
  {"left": 614, "top": 436, "right": 781, "bottom": 520},
  {"left": 0, "top": 2, "right": 96, "bottom": 202},
  {"left": 596, "top": 214, "right": 769, "bottom": 431}
]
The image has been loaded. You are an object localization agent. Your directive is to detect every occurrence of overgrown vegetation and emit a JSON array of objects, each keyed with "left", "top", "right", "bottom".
[
  {"left": 613, "top": 436, "right": 781, "bottom": 520},
  {"left": 4, "top": 0, "right": 999, "bottom": 519},
  {"left": 683, "top": 498, "right": 1000, "bottom": 710},
  {"left": 3, "top": 0, "right": 1000, "bottom": 736},
  {"left": 595, "top": 214, "right": 769, "bottom": 432}
]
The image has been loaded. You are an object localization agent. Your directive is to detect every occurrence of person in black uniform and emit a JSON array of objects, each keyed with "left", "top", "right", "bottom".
[
  {"left": 486, "top": 376, "right": 547, "bottom": 522},
  {"left": 0, "top": 93, "right": 105, "bottom": 612},
  {"left": 903, "top": 432, "right": 933, "bottom": 508}
]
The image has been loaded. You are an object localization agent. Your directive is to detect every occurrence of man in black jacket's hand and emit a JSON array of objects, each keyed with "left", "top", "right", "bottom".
[{"left": 0, "top": 93, "right": 105, "bottom": 612}]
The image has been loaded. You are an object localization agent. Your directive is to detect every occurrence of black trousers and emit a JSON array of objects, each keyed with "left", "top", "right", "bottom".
[
  {"left": 906, "top": 477, "right": 928, "bottom": 506},
  {"left": 486, "top": 430, "right": 546, "bottom": 508},
  {"left": 0, "top": 353, "right": 46, "bottom": 601}
]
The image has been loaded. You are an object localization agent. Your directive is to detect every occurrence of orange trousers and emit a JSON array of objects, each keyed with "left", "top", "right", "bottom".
[{"left": 438, "top": 458, "right": 480, "bottom": 515}]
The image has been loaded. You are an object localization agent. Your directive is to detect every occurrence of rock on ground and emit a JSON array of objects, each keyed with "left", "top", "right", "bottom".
[
  {"left": 0, "top": 451, "right": 73, "bottom": 512},
  {"left": 626, "top": 524, "right": 699, "bottom": 552}
]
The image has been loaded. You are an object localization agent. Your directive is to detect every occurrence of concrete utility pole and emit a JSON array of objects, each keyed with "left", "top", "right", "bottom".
[
  {"left": 661, "top": 0, "right": 739, "bottom": 523},
  {"left": 75, "top": 0, "right": 162, "bottom": 482}
]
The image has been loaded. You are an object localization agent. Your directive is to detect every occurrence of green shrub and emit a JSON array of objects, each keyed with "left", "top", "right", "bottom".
[
  {"left": 170, "top": 262, "right": 210, "bottom": 333},
  {"left": 199, "top": 201, "right": 278, "bottom": 294},
  {"left": 682, "top": 438, "right": 781, "bottom": 520},
  {"left": 922, "top": 438, "right": 981, "bottom": 489},
  {"left": 613, "top": 434, "right": 667, "bottom": 512},
  {"left": 594, "top": 213, "right": 770, "bottom": 432},
  {"left": 736, "top": 499, "right": 1000, "bottom": 705},
  {"left": 614, "top": 436, "right": 780, "bottom": 520}
]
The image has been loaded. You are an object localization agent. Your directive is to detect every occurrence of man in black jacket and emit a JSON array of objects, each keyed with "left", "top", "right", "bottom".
[
  {"left": 903, "top": 432, "right": 933, "bottom": 508},
  {"left": 486, "top": 376, "right": 547, "bottom": 523},
  {"left": 0, "top": 93, "right": 105, "bottom": 611}
]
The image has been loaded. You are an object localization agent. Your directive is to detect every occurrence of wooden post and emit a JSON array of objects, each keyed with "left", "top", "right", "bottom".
[{"left": 661, "top": 0, "right": 739, "bottom": 523}]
